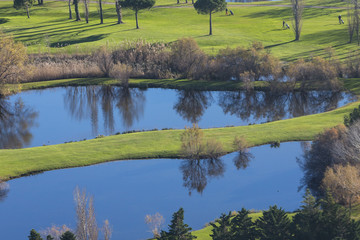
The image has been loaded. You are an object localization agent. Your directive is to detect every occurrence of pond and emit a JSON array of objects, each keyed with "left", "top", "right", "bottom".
[
  {"left": 0, "top": 142, "right": 305, "bottom": 240},
  {"left": 0, "top": 86, "right": 355, "bottom": 148}
]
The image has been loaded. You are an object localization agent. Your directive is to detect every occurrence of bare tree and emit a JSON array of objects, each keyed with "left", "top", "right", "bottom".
[
  {"left": 291, "top": 0, "right": 304, "bottom": 41},
  {"left": 145, "top": 213, "right": 164, "bottom": 238},
  {"left": 40, "top": 225, "right": 72, "bottom": 240},
  {"left": 102, "top": 220, "right": 112, "bottom": 240},
  {"left": 322, "top": 164, "right": 360, "bottom": 213},
  {"left": 87, "top": 197, "right": 99, "bottom": 240},
  {"left": 115, "top": 0, "right": 124, "bottom": 24},
  {"left": 348, "top": 0, "right": 360, "bottom": 44},
  {"left": 74, "top": 187, "right": 88, "bottom": 240},
  {"left": 83, "top": 0, "right": 89, "bottom": 23}
]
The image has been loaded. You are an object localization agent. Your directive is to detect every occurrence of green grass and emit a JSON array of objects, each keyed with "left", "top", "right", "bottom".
[{"left": 0, "top": 0, "right": 357, "bottom": 61}]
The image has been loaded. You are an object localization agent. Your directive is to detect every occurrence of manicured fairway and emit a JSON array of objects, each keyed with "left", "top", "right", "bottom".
[{"left": 0, "top": 0, "right": 356, "bottom": 60}]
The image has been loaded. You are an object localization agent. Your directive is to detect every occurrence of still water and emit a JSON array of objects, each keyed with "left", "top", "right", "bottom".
[
  {"left": 0, "top": 142, "right": 305, "bottom": 240},
  {"left": 0, "top": 87, "right": 355, "bottom": 148}
]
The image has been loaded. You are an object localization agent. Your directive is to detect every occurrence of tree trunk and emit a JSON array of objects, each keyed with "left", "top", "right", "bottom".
[
  {"left": 115, "top": 1, "right": 124, "bottom": 24},
  {"left": 192, "top": 0, "right": 194, "bottom": 4},
  {"left": 68, "top": 0, "right": 73, "bottom": 19},
  {"left": 84, "top": 0, "right": 89, "bottom": 23},
  {"left": 135, "top": 10, "right": 139, "bottom": 29},
  {"left": 99, "top": 0, "right": 103, "bottom": 24},
  {"left": 209, "top": 11, "right": 212, "bottom": 35},
  {"left": 177, "top": 0, "right": 179, "bottom": 4},
  {"left": 26, "top": 5, "right": 30, "bottom": 18},
  {"left": 185, "top": 0, "right": 187, "bottom": 3},
  {"left": 74, "top": 1, "right": 81, "bottom": 21}
]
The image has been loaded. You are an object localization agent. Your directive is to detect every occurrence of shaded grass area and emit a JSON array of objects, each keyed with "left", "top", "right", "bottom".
[{"left": 0, "top": 0, "right": 357, "bottom": 61}]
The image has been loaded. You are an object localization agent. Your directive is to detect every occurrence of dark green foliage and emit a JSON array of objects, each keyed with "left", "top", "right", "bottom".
[
  {"left": 210, "top": 212, "right": 232, "bottom": 240},
  {"left": 194, "top": 0, "right": 226, "bottom": 15},
  {"left": 13, "top": 0, "right": 35, "bottom": 18},
  {"left": 292, "top": 189, "right": 322, "bottom": 240},
  {"left": 28, "top": 229, "right": 43, "bottom": 240},
  {"left": 344, "top": 105, "right": 360, "bottom": 127},
  {"left": 60, "top": 231, "right": 76, "bottom": 240},
  {"left": 158, "top": 207, "right": 196, "bottom": 240},
  {"left": 256, "top": 205, "right": 292, "bottom": 240},
  {"left": 231, "top": 208, "right": 256, "bottom": 240},
  {"left": 317, "top": 191, "right": 359, "bottom": 240},
  {"left": 118, "top": 0, "right": 155, "bottom": 29},
  {"left": 46, "top": 235, "right": 54, "bottom": 240}
]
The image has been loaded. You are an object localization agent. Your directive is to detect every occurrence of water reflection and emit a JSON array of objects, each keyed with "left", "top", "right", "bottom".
[
  {"left": 64, "top": 86, "right": 145, "bottom": 134},
  {"left": 218, "top": 91, "right": 349, "bottom": 123},
  {"left": 180, "top": 158, "right": 225, "bottom": 195},
  {"left": 233, "top": 150, "right": 254, "bottom": 170},
  {"left": 0, "top": 97, "right": 37, "bottom": 149},
  {"left": 0, "top": 182, "right": 9, "bottom": 202},
  {"left": 173, "top": 90, "right": 213, "bottom": 123}
]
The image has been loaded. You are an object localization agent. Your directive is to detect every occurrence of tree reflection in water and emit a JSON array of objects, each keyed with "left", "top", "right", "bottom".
[
  {"left": 0, "top": 97, "right": 37, "bottom": 149},
  {"left": 218, "top": 91, "right": 347, "bottom": 123},
  {"left": 0, "top": 181, "right": 9, "bottom": 202},
  {"left": 180, "top": 158, "right": 225, "bottom": 195},
  {"left": 173, "top": 90, "right": 213, "bottom": 123},
  {"left": 233, "top": 150, "right": 254, "bottom": 170},
  {"left": 64, "top": 86, "right": 145, "bottom": 134}
]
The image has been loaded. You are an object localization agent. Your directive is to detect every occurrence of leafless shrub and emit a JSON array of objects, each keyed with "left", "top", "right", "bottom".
[
  {"left": 145, "top": 213, "right": 164, "bottom": 238},
  {"left": 204, "top": 138, "right": 224, "bottom": 159},
  {"left": 40, "top": 225, "right": 72, "bottom": 240},
  {"left": 94, "top": 46, "right": 114, "bottom": 77},
  {"left": 232, "top": 136, "right": 254, "bottom": 170},
  {"left": 287, "top": 56, "right": 341, "bottom": 91},
  {"left": 181, "top": 124, "right": 204, "bottom": 159},
  {"left": 110, "top": 63, "right": 133, "bottom": 87},
  {"left": 74, "top": 187, "right": 88, "bottom": 240},
  {"left": 169, "top": 38, "right": 208, "bottom": 79},
  {"left": 112, "top": 40, "right": 172, "bottom": 79}
]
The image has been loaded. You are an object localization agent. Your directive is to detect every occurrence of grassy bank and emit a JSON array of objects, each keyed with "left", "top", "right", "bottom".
[{"left": 0, "top": 0, "right": 356, "bottom": 61}]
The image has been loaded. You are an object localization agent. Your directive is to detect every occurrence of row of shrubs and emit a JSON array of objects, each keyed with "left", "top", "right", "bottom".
[{"left": 25, "top": 38, "right": 360, "bottom": 91}]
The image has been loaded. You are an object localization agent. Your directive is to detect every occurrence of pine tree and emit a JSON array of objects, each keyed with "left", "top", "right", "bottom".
[
  {"left": 231, "top": 208, "right": 257, "bottom": 240},
  {"left": 210, "top": 212, "right": 232, "bottom": 240},
  {"left": 292, "top": 189, "right": 322, "bottom": 240},
  {"left": 28, "top": 229, "right": 43, "bottom": 240},
  {"left": 60, "top": 231, "right": 76, "bottom": 240},
  {"left": 158, "top": 208, "right": 196, "bottom": 240},
  {"left": 256, "top": 205, "right": 291, "bottom": 240},
  {"left": 46, "top": 235, "right": 54, "bottom": 240}
]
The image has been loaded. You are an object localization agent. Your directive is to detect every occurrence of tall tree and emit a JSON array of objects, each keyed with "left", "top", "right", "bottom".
[
  {"left": 210, "top": 212, "right": 232, "bottom": 240},
  {"left": 73, "top": 0, "right": 81, "bottom": 21},
  {"left": 83, "top": 0, "right": 89, "bottom": 23},
  {"left": 115, "top": 0, "right": 124, "bottom": 24},
  {"left": 13, "top": 0, "right": 35, "bottom": 18},
  {"left": 193, "top": 0, "right": 226, "bottom": 35},
  {"left": 68, "top": 0, "right": 72, "bottom": 19},
  {"left": 291, "top": 0, "right": 304, "bottom": 41},
  {"left": 231, "top": 208, "right": 257, "bottom": 240},
  {"left": 256, "top": 205, "right": 292, "bottom": 240},
  {"left": 60, "top": 231, "right": 76, "bottom": 240},
  {"left": 28, "top": 229, "right": 43, "bottom": 240},
  {"left": 119, "top": 0, "right": 155, "bottom": 29},
  {"left": 158, "top": 207, "right": 196, "bottom": 240},
  {"left": 347, "top": 0, "right": 360, "bottom": 44},
  {"left": 99, "top": 0, "right": 103, "bottom": 24}
]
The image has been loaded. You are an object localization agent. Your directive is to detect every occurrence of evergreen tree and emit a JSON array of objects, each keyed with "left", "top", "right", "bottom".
[
  {"left": 292, "top": 189, "right": 322, "bottom": 240},
  {"left": 256, "top": 205, "right": 291, "bottom": 240},
  {"left": 210, "top": 212, "right": 232, "bottom": 240},
  {"left": 46, "top": 235, "right": 54, "bottom": 240},
  {"left": 13, "top": 0, "right": 35, "bottom": 18},
  {"left": 28, "top": 229, "right": 43, "bottom": 240},
  {"left": 317, "top": 191, "right": 359, "bottom": 240},
  {"left": 158, "top": 207, "right": 196, "bottom": 240},
  {"left": 60, "top": 231, "right": 76, "bottom": 240},
  {"left": 193, "top": 0, "right": 226, "bottom": 35},
  {"left": 231, "top": 208, "right": 257, "bottom": 240},
  {"left": 118, "top": 0, "right": 155, "bottom": 29}
]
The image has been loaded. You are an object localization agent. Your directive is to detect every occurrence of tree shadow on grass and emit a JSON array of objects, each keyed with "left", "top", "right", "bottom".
[
  {"left": 50, "top": 34, "right": 109, "bottom": 47},
  {"left": 0, "top": 18, "right": 9, "bottom": 24},
  {"left": 265, "top": 40, "right": 295, "bottom": 49}
]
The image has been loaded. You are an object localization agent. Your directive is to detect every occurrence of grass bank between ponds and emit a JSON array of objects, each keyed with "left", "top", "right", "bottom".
[{"left": 0, "top": 90, "right": 359, "bottom": 180}]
